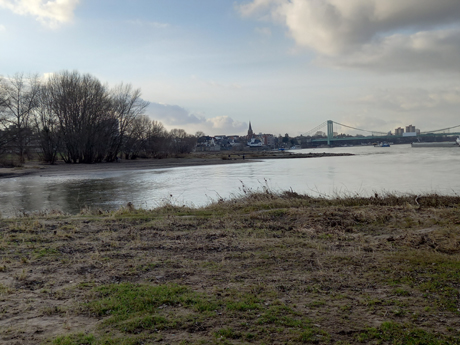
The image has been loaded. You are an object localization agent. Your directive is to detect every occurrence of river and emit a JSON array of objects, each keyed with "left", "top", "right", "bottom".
[{"left": 1, "top": 144, "right": 459, "bottom": 216}]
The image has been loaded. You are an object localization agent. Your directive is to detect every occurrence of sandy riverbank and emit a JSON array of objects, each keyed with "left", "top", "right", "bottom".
[{"left": 0, "top": 151, "right": 353, "bottom": 179}]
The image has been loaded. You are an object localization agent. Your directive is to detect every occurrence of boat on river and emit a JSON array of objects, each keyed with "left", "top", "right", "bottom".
[
  {"left": 411, "top": 141, "right": 459, "bottom": 148},
  {"left": 374, "top": 142, "right": 390, "bottom": 147}
]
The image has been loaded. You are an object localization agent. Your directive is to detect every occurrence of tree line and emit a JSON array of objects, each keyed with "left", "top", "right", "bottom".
[{"left": 0, "top": 71, "right": 198, "bottom": 165}]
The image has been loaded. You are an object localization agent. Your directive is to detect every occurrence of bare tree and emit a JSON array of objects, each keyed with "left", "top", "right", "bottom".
[
  {"left": 1, "top": 70, "right": 200, "bottom": 164},
  {"left": 106, "top": 83, "right": 149, "bottom": 162},
  {"left": 143, "top": 120, "right": 168, "bottom": 158},
  {"left": 46, "top": 71, "right": 113, "bottom": 163},
  {"left": 123, "top": 115, "right": 153, "bottom": 159},
  {"left": 0, "top": 73, "right": 41, "bottom": 163},
  {"left": 169, "top": 128, "right": 197, "bottom": 154},
  {"left": 33, "top": 84, "right": 61, "bottom": 163}
]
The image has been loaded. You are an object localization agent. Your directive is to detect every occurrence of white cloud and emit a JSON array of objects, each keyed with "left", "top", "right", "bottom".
[
  {"left": 147, "top": 102, "right": 247, "bottom": 135},
  {"left": 357, "top": 86, "right": 460, "bottom": 112},
  {"left": 0, "top": 0, "right": 79, "bottom": 28},
  {"left": 321, "top": 28, "right": 460, "bottom": 72},
  {"left": 206, "top": 116, "right": 246, "bottom": 132},
  {"left": 237, "top": 0, "right": 460, "bottom": 72},
  {"left": 238, "top": 0, "right": 284, "bottom": 18},
  {"left": 0, "top": 24, "right": 5, "bottom": 32},
  {"left": 148, "top": 103, "right": 204, "bottom": 126},
  {"left": 42, "top": 72, "right": 55, "bottom": 81}
]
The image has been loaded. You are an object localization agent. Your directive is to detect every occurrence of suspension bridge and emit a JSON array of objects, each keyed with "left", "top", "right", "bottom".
[{"left": 302, "top": 120, "right": 460, "bottom": 146}]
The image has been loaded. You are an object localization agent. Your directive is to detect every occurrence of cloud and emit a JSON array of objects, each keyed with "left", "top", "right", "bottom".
[
  {"left": 147, "top": 102, "right": 247, "bottom": 135},
  {"left": 237, "top": 0, "right": 460, "bottom": 72},
  {"left": 0, "top": 0, "right": 79, "bottom": 28},
  {"left": 322, "top": 28, "right": 460, "bottom": 73},
  {"left": 340, "top": 86, "right": 460, "bottom": 133},
  {"left": 42, "top": 72, "right": 55, "bottom": 81},
  {"left": 238, "top": 0, "right": 284, "bottom": 17},
  {"left": 206, "top": 116, "right": 247, "bottom": 133},
  {"left": 0, "top": 24, "right": 5, "bottom": 32},
  {"left": 148, "top": 103, "right": 204, "bottom": 126},
  {"left": 356, "top": 86, "right": 460, "bottom": 112}
]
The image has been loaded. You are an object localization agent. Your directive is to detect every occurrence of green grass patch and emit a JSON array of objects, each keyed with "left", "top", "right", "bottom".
[
  {"left": 225, "top": 292, "right": 262, "bottom": 312},
  {"left": 389, "top": 252, "right": 460, "bottom": 312},
  {"left": 357, "top": 321, "right": 460, "bottom": 344},
  {"left": 51, "top": 333, "right": 147, "bottom": 345},
  {"left": 86, "top": 283, "right": 219, "bottom": 332},
  {"left": 258, "top": 305, "right": 304, "bottom": 328},
  {"left": 34, "top": 247, "right": 60, "bottom": 259},
  {"left": 215, "top": 327, "right": 242, "bottom": 339},
  {"left": 52, "top": 333, "right": 95, "bottom": 345}
]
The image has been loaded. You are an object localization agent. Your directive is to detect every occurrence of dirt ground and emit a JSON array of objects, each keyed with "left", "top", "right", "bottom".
[
  {"left": 0, "top": 151, "right": 352, "bottom": 179},
  {"left": 1, "top": 193, "right": 460, "bottom": 344}
]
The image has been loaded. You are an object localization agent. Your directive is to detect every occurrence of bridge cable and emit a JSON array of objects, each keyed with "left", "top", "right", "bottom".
[
  {"left": 333, "top": 121, "right": 387, "bottom": 135},
  {"left": 420, "top": 124, "right": 460, "bottom": 134},
  {"left": 302, "top": 121, "right": 327, "bottom": 137}
]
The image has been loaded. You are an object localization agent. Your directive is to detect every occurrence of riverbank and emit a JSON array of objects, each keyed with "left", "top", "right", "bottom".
[
  {"left": 1, "top": 192, "right": 459, "bottom": 344},
  {"left": 0, "top": 151, "right": 353, "bottom": 179}
]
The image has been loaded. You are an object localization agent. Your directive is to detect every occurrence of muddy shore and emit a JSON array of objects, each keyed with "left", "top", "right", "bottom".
[
  {"left": 0, "top": 151, "right": 353, "bottom": 179},
  {"left": 0, "top": 192, "right": 459, "bottom": 344}
]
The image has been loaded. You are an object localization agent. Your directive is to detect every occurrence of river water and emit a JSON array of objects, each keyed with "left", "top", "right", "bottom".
[{"left": 1, "top": 144, "right": 459, "bottom": 216}]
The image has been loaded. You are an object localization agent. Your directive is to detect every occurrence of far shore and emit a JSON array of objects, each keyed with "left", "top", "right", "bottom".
[{"left": 0, "top": 151, "right": 353, "bottom": 179}]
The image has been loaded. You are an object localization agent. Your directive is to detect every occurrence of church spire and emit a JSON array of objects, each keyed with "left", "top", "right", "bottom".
[{"left": 248, "top": 121, "right": 254, "bottom": 138}]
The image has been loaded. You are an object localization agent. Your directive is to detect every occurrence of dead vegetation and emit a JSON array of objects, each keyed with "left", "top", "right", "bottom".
[{"left": 0, "top": 191, "right": 460, "bottom": 344}]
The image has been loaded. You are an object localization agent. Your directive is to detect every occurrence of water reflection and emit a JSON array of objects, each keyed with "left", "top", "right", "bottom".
[{"left": 1, "top": 144, "right": 460, "bottom": 216}]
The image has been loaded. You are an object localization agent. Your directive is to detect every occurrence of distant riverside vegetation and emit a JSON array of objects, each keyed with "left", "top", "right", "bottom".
[{"left": 0, "top": 71, "right": 198, "bottom": 165}]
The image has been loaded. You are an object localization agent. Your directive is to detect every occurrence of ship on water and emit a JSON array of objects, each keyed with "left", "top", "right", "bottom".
[{"left": 411, "top": 137, "right": 460, "bottom": 147}]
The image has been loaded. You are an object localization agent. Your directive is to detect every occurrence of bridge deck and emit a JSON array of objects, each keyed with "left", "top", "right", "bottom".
[{"left": 312, "top": 132, "right": 460, "bottom": 142}]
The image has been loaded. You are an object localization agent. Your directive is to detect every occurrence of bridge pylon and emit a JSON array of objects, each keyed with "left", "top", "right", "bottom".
[{"left": 327, "top": 120, "right": 333, "bottom": 146}]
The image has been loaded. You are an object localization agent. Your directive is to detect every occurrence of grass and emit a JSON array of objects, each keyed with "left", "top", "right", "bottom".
[
  {"left": 85, "top": 283, "right": 218, "bottom": 331},
  {"left": 357, "top": 321, "right": 460, "bottom": 344},
  {"left": 0, "top": 190, "right": 460, "bottom": 343}
]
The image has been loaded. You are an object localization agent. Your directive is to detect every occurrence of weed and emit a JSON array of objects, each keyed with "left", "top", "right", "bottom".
[
  {"left": 394, "top": 288, "right": 411, "bottom": 296},
  {"left": 34, "top": 247, "right": 60, "bottom": 259},
  {"left": 215, "top": 327, "right": 242, "bottom": 339},
  {"left": 16, "top": 269, "right": 27, "bottom": 280},
  {"left": 0, "top": 284, "right": 12, "bottom": 295}
]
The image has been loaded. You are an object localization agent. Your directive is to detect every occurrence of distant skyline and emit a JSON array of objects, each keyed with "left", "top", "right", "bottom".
[{"left": 1, "top": 0, "right": 459, "bottom": 136}]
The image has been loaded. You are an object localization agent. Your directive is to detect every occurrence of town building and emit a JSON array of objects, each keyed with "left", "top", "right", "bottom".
[
  {"left": 402, "top": 125, "right": 418, "bottom": 137},
  {"left": 261, "top": 134, "right": 275, "bottom": 147},
  {"left": 395, "top": 127, "right": 404, "bottom": 136}
]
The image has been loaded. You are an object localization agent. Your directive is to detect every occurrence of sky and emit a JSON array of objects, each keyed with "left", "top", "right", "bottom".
[{"left": 1, "top": 0, "right": 459, "bottom": 137}]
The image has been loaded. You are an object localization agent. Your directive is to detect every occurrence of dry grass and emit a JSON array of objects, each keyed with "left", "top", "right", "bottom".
[{"left": 0, "top": 191, "right": 460, "bottom": 344}]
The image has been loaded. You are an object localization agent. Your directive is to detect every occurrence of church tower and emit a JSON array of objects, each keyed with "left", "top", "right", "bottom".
[{"left": 248, "top": 121, "right": 254, "bottom": 139}]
